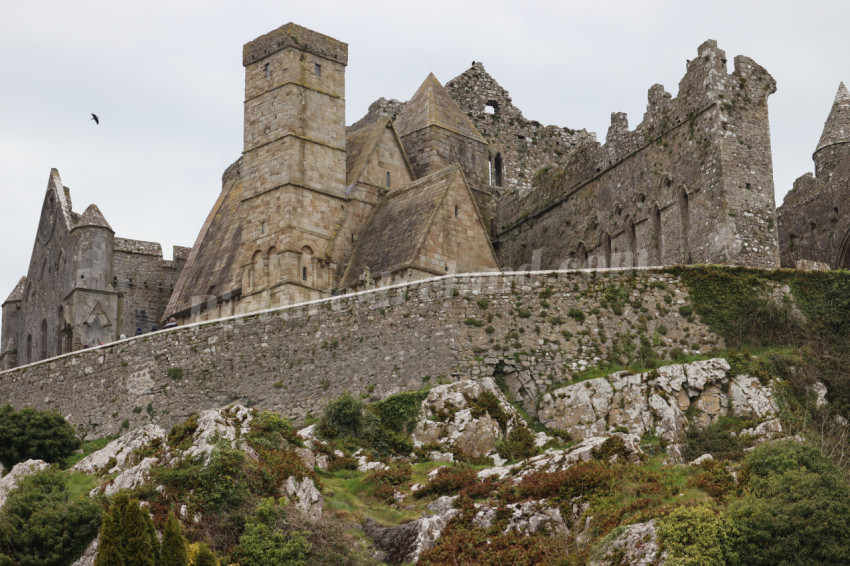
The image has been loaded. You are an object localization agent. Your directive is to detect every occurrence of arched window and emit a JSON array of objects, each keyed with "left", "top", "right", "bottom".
[{"left": 386, "top": 171, "right": 391, "bottom": 188}]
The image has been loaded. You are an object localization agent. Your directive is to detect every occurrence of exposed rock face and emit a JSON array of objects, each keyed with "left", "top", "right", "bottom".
[
  {"left": 183, "top": 405, "right": 254, "bottom": 463},
  {"left": 281, "top": 476, "right": 324, "bottom": 521},
  {"left": 98, "top": 457, "right": 159, "bottom": 496},
  {"left": 0, "top": 459, "right": 49, "bottom": 509},
  {"left": 589, "top": 520, "right": 666, "bottom": 566},
  {"left": 473, "top": 499, "right": 566, "bottom": 535},
  {"left": 72, "top": 424, "right": 165, "bottom": 475},
  {"left": 412, "top": 377, "right": 522, "bottom": 459},
  {"left": 479, "top": 433, "right": 644, "bottom": 481},
  {"left": 70, "top": 537, "right": 98, "bottom": 566},
  {"left": 537, "top": 359, "right": 777, "bottom": 459},
  {"left": 365, "top": 496, "right": 460, "bottom": 565}
]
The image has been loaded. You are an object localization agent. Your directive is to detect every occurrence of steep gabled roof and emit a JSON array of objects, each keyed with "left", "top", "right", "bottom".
[
  {"left": 816, "top": 82, "right": 850, "bottom": 154},
  {"left": 345, "top": 116, "right": 414, "bottom": 189},
  {"left": 3, "top": 276, "right": 27, "bottom": 305},
  {"left": 165, "top": 158, "right": 245, "bottom": 319},
  {"left": 341, "top": 165, "right": 461, "bottom": 288},
  {"left": 77, "top": 204, "right": 113, "bottom": 231},
  {"left": 394, "top": 73, "right": 486, "bottom": 144}
]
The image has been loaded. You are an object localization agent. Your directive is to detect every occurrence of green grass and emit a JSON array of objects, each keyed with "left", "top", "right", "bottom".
[
  {"left": 65, "top": 471, "right": 98, "bottom": 499},
  {"left": 318, "top": 468, "right": 422, "bottom": 526},
  {"left": 64, "top": 436, "right": 116, "bottom": 468}
]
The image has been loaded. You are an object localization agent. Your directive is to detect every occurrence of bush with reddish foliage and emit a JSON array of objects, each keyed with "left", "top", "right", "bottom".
[
  {"left": 415, "top": 465, "right": 479, "bottom": 498},
  {"left": 418, "top": 523, "right": 567, "bottom": 566},
  {"left": 513, "top": 460, "right": 617, "bottom": 502}
]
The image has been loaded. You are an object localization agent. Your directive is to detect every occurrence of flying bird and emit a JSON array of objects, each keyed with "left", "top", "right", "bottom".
[{"left": 91, "top": 113, "right": 99, "bottom": 125}]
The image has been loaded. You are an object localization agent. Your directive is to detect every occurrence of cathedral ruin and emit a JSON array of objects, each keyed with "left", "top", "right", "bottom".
[{"left": 3, "top": 22, "right": 843, "bottom": 370}]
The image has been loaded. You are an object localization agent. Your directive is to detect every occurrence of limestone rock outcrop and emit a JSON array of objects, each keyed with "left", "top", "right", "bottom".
[
  {"left": 412, "top": 377, "right": 523, "bottom": 460},
  {"left": 365, "top": 496, "right": 460, "bottom": 565},
  {"left": 537, "top": 359, "right": 777, "bottom": 459},
  {"left": 72, "top": 424, "right": 165, "bottom": 475},
  {"left": 589, "top": 520, "right": 666, "bottom": 566}
]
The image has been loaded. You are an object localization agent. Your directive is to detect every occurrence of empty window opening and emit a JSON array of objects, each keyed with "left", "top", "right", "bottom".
[
  {"left": 302, "top": 267, "right": 308, "bottom": 281},
  {"left": 627, "top": 218, "right": 637, "bottom": 267},
  {"left": 810, "top": 222, "right": 817, "bottom": 231},
  {"left": 745, "top": 182, "right": 752, "bottom": 190},
  {"left": 26, "top": 335, "right": 32, "bottom": 364},
  {"left": 386, "top": 171, "right": 391, "bottom": 187},
  {"left": 679, "top": 189, "right": 691, "bottom": 263},
  {"left": 651, "top": 205, "right": 663, "bottom": 265},
  {"left": 577, "top": 243, "right": 588, "bottom": 268},
  {"left": 602, "top": 232, "right": 612, "bottom": 268},
  {"left": 454, "top": 205, "right": 459, "bottom": 218},
  {"left": 261, "top": 221, "right": 266, "bottom": 235},
  {"left": 40, "top": 319, "right": 47, "bottom": 360},
  {"left": 314, "top": 63, "right": 321, "bottom": 76},
  {"left": 494, "top": 153, "right": 503, "bottom": 187},
  {"left": 263, "top": 62, "right": 270, "bottom": 77},
  {"left": 834, "top": 207, "right": 839, "bottom": 214},
  {"left": 484, "top": 105, "right": 495, "bottom": 115},
  {"left": 517, "top": 135, "right": 525, "bottom": 141}
]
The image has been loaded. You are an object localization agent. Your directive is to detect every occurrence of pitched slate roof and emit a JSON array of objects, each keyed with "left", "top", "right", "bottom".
[
  {"left": 816, "top": 82, "right": 850, "bottom": 154},
  {"left": 3, "top": 276, "right": 26, "bottom": 305},
  {"left": 341, "top": 165, "right": 462, "bottom": 288},
  {"left": 394, "top": 73, "right": 486, "bottom": 144},
  {"left": 346, "top": 116, "right": 413, "bottom": 189},
  {"left": 165, "top": 159, "right": 245, "bottom": 319}
]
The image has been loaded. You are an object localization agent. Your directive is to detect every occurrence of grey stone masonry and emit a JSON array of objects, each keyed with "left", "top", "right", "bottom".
[{"left": 0, "top": 268, "right": 725, "bottom": 439}]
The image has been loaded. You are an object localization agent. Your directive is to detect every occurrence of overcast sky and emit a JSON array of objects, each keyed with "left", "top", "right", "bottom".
[{"left": 1, "top": 0, "right": 848, "bottom": 298}]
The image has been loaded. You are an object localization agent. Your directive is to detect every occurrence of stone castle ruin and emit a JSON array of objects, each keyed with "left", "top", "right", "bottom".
[{"left": 1, "top": 22, "right": 844, "bottom": 370}]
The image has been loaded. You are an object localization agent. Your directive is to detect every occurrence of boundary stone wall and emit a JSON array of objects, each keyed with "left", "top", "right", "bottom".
[{"left": 0, "top": 269, "right": 723, "bottom": 439}]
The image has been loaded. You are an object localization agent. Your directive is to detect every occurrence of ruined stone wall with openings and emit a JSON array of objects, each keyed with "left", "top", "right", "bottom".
[
  {"left": 0, "top": 268, "right": 724, "bottom": 439},
  {"left": 777, "top": 166, "right": 850, "bottom": 269},
  {"left": 445, "top": 62, "right": 596, "bottom": 195},
  {"left": 112, "top": 240, "right": 189, "bottom": 335},
  {"left": 485, "top": 41, "right": 779, "bottom": 272}
]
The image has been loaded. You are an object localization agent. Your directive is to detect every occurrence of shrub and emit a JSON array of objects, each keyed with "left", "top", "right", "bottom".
[
  {"left": 318, "top": 392, "right": 363, "bottom": 439},
  {"left": 681, "top": 416, "right": 755, "bottom": 462},
  {"left": 167, "top": 413, "right": 199, "bottom": 451},
  {"left": 657, "top": 504, "right": 736, "bottom": 566},
  {"left": 495, "top": 425, "right": 537, "bottom": 461},
  {"left": 160, "top": 512, "right": 189, "bottom": 566},
  {"left": 367, "top": 463, "right": 412, "bottom": 487},
  {"left": 686, "top": 459, "right": 735, "bottom": 501},
  {"left": 469, "top": 390, "right": 509, "bottom": 431},
  {"left": 371, "top": 390, "right": 427, "bottom": 434},
  {"left": 96, "top": 492, "right": 159, "bottom": 566},
  {"left": 591, "top": 436, "right": 631, "bottom": 462},
  {"left": 567, "top": 308, "right": 585, "bottom": 323},
  {"left": 0, "top": 468, "right": 101, "bottom": 566},
  {"left": 248, "top": 410, "right": 301, "bottom": 450},
  {"left": 513, "top": 460, "right": 617, "bottom": 502},
  {"left": 728, "top": 440, "right": 850, "bottom": 565},
  {"left": 0, "top": 404, "right": 81, "bottom": 469},
  {"left": 415, "top": 465, "right": 479, "bottom": 498}
]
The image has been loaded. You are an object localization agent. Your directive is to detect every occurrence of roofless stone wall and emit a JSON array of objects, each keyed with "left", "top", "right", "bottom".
[{"left": 0, "top": 269, "right": 723, "bottom": 439}]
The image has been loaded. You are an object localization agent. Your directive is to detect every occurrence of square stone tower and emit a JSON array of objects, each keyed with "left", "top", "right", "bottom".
[{"left": 239, "top": 23, "right": 348, "bottom": 310}]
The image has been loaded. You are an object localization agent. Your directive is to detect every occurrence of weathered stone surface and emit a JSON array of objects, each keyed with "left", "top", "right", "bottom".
[
  {"left": 0, "top": 459, "right": 48, "bottom": 509},
  {"left": 0, "top": 270, "right": 725, "bottom": 437},
  {"left": 280, "top": 476, "right": 323, "bottom": 521},
  {"left": 70, "top": 537, "right": 98, "bottom": 566},
  {"left": 72, "top": 424, "right": 165, "bottom": 475},
  {"left": 589, "top": 520, "right": 666, "bottom": 566},
  {"left": 183, "top": 405, "right": 254, "bottom": 464},
  {"left": 98, "top": 456, "right": 159, "bottom": 496},
  {"left": 365, "top": 496, "right": 459, "bottom": 565},
  {"left": 473, "top": 499, "right": 566, "bottom": 535},
  {"left": 413, "top": 376, "right": 522, "bottom": 459},
  {"left": 538, "top": 359, "right": 777, "bottom": 457},
  {"left": 479, "top": 433, "right": 643, "bottom": 481}
]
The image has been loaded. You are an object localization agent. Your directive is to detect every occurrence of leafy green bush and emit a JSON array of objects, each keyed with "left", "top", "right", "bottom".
[
  {"left": 0, "top": 468, "right": 101, "bottom": 566},
  {"left": 371, "top": 390, "right": 427, "bottom": 434},
  {"left": 728, "top": 440, "right": 850, "bottom": 565},
  {"left": 681, "top": 416, "right": 755, "bottom": 462},
  {"left": 495, "top": 425, "right": 537, "bottom": 461},
  {"left": 657, "top": 504, "right": 737, "bottom": 566},
  {"left": 0, "top": 404, "right": 81, "bottom": 469},
  {"left": 247, "top": 410, "right": 301, "bottom": 450},
  {"left": 318, "top": 392, "right": 363, "bottom": 439},
  {"left": 470, "top": 390, "right": 509, "bottom": 431}
]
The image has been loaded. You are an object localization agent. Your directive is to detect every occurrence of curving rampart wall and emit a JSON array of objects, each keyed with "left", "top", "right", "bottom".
[{"left": 0, "top": 269, "right": 722, "bottom": 438}]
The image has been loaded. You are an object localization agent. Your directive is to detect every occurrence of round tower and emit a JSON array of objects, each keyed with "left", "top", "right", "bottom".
[
  {"left": 813, "top": 82, "right": 850, "bottom": 180},
  {"left": 71, "top": 204, "right": 115, "bottom": 291}
]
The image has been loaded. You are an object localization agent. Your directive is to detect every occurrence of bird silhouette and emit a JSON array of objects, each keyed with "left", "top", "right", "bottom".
[{"left": 91, "top": 113, "right": 99, "bottom": 125}]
